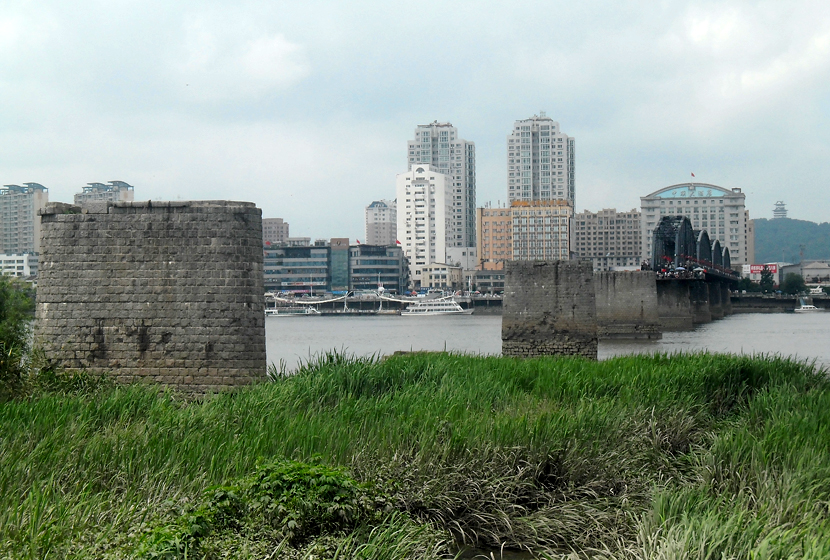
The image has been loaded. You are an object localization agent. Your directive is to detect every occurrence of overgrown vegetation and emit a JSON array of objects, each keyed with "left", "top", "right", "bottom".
[
  {"left": 0, "top": 275, "right": 35, "bottom": 400},
  {"left": 1, "top": 352, "right": 829, "bottom": 558}
]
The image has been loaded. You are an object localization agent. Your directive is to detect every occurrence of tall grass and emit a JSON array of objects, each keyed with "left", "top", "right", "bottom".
[{"left": 0, "top": 352, "right": 827, "bottom": 558}]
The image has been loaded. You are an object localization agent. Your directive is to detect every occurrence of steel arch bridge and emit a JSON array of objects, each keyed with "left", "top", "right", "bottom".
[{"left": 651, "top": 216, "right": 738, "bottom": 281}]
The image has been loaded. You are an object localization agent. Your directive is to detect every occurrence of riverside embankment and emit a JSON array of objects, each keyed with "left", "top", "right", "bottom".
[{"left": 2, "top": 352, "right": 829, "bottom": 559}]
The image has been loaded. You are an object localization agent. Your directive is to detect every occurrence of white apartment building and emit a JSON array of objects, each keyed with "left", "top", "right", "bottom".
[
  {"left": 74, "top": 181, "right": 134, "bottom": 205},
  {"left": 1, "top": 183, "right": 49, "bottom": 254},
  {"left": 640, "top": 183, "right": 749, "bottom": 266},
  {"left": 364, "top": 199, "right": 396, "bottom": 246},
  {"left": 262, "top": 218, "right": 289, "bottom": 246},
  {"left": 396, "top": 164, "right": 452, "bottom": 288},
  {"left": 406, "top": 121, "right": 476, "bottom": 248},
  {"left": 507, "top": 112, "right": 575, "bottom": 206},
  {"left": 0, "top": 253, "right": 37, "bottom": 277},
  {"left": 572, "top": 208, "right": 642, "bottom": 271}
]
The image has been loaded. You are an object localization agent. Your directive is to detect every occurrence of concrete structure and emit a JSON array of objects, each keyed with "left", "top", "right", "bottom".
[
  {"left": 421, "top": 262, "right": 463, "bottom": 291},
  {"left": 74, "top": 181, "right": 134, "bottom": 205},
  {"left": 349, "top": 245, "right": 408, "bottom": 294},
  {"left": 476, "top": 206, "right": 512, "bottom": 270},
  {"left": 573, "top": 208, "right": 642, "bottom": 271},
  {"left": 407, "top": 121, "right": 476, "bottom": 248},
  {"left": 502, "top": 260, "right": 597, "bottom": 359},
  {"left": 396, "top": 164, "right": 452, "bottom": 288},
  {"left": 510, "top": 200, "right": 572, "bottom": 261},
  {"left": 0, "top": 253, "right": 38, "bottom": 277},
  {"left": 507, "top": 113, "right": 575, "bottom": 205},
  {"left": 1, "top": 183, "right": 49, "bottom": 254},
  {"left": 594, "top": 271, "right": 660, "bottom": 339},
  {"left": 262, "top": 218, "right": 289, "bottom": 246},
  {"left": 364, "top": 200, "right": 396, "bottom": 246},
  {"left": 641, "top": 183, "right": 749, "bottom": 265},
  {"left": 36, "top": 200, "right": 266, "bottom": 394},
  {"left": 746, "top": 214, "right": 755, "bottom": 264}
]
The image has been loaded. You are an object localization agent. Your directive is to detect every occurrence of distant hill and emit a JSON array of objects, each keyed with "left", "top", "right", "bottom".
[{"left": 754, "top": 218, "right": 830, "bottom": 264}]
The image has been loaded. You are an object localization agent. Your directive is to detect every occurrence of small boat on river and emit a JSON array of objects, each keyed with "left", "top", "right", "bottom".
[{"left": 794, "top": 304, "right": 823, "bottom": 313}]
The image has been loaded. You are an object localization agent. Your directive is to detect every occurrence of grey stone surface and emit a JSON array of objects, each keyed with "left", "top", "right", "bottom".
[
  {"left": 502, "top": 260, "right": 597, "bottom": 359},
  {"left": 595, "top": 271, "right": 661, "bottom": 339},
  {"left": 656, "top": 280, "right": 694, "bottom": 331},
  {"left": 36, "top": 200, "right": 266, "bottom": 393}
]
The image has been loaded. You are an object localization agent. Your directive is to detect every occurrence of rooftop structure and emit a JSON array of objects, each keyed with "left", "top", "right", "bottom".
[
  {"left": 74, "top": 181, "right": 134, "bottom": 205},
  {"left": 773, "top": 201, "right": 788, "bottom": 219}
]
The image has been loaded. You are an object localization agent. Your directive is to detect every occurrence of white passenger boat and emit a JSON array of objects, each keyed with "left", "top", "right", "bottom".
[
  {"left": 265, "top": 307, "right": 321, "bottom": 317},
  {"left": 794, "top": 304, "right": 823, "bottom": 313},
  {"left": 401, "top": 299, "right": 473, "bottom": 316}
]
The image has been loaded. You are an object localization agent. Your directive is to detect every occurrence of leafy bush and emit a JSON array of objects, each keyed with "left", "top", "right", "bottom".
[
  {"left": 0, "top": 275, "right": 35, "bottom": 400},
  {"left": 136, "top": 459, "right": 392, "bottom": 558}
]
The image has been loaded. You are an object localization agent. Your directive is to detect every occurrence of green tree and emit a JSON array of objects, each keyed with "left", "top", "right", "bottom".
[
  {"left": 759, "top": 266, "right": 775, "bottom": 293},
  {"left": 780, "top": 273, "right": 807, "bottom": 295},
  {"left": 737, "top": 277, "right": 761, "bottom": 292},
  {"left": 0, "top": 275, "right": 35, "bottom": 400}
]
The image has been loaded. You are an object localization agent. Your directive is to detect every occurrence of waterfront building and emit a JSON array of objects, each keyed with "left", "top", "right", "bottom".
[
  {"left": 396, "top": 163, "right": 453, "bottom": 288},
  {"left": 286, "top": 237, "right": 311, "bottom": 247},
  {"left": 364, "top": 199, "right": 396, "bottom": 246},
  {"left": 476, "top": 206, "right": 513, "bottom": 270},
  {"left": 264, "top": 239, "right": 409, "bottom": 294},
  {"left": 510, "top": 200, "right": 573, "bottom": 261},
  {"left": 781, "top": 260, "right": 830, "bottom": 285},
  {"left": 0, "top": 253, "right": 38, "bottom": 277},
  {"left": 640, "top": 183, "right": 749, "bottom": 266},
  {"left": 572, "top": 208, "right": 642, "bottom": 271},
  {"left": 349, "top": 244, "right": 408, "bottom": 294},
  {"left": 506, "top": 113, "right": 575, "bottom": 206},
  {"left": 262, "top": 218, "right": 289, "bottom": 246},
  {"left": 74, "top": 181, "right": 134, "bottom": 205},
  {"left": 263, "top": 244, "right": 331, "bottom": 293},
  {"left": 0, "top": 183, "right": 49, "bottom": 254},
  {"left": 474, "top": 269, "right": 505, "bottom": 294},
  {"left": 406, "top": 121, "right": 476, "bottom": 248},
  {"left": 421, "top": 262, "right": 463, "bottom": 291}
]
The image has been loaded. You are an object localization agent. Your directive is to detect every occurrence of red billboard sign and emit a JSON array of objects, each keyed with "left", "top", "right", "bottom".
[{"left": 750, "top": 264, "right": 778, "bottom": 274}]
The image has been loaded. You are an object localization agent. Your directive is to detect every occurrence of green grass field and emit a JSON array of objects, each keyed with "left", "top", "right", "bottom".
[{"left": 1, "top": 352, "right": 829, "bottom": 559}]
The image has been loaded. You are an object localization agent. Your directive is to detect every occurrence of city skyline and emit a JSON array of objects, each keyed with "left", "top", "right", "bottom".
[{"left": 3, "top": 1, "right": 830, "bottom": 240}]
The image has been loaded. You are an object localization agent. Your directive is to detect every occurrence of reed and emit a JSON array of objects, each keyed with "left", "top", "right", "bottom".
[{"left": 0, "top": 352, "right": 827, "bottom": 558}]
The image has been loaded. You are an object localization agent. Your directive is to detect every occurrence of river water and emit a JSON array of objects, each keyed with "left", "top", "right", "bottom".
[{"left": 265, "top": 313, "right": 830, "bottom": 373}]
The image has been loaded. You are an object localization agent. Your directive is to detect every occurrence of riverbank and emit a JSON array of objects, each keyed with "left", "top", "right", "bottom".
[{"left": 2, "top": 352, "right": 829, "bottom": 558}]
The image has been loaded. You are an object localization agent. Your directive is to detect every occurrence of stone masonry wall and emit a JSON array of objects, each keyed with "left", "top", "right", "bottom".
[
  {"left": 36, "top": 201, "right": 266, "bottom": 393},
  {"left": 594, "top": 271, "right": 661, "bottom": 339},
  {"left": 502, "top": 260, "right": 597, "bottom": 359}
]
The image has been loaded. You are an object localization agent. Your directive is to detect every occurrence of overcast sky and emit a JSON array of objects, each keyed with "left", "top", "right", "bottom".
[{"left": 3, "top": 0, "right": 829, "bottom": 240}]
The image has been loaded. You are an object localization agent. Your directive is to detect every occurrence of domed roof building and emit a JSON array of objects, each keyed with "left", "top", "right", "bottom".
[{"left": 640, "top": 183, "right": 749, "bottom": 266}]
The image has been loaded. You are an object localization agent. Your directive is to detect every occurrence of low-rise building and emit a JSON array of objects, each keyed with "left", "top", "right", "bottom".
[
  {"left": 474, "top": 269, "right": 505, "bottom": 294},
  {"left": 264, "top": 245, "right": 330, "bottom": 293},
  {"left": 421, "top": 262, "right": 463, "bottom": 291},
  {"left": 0, "top": 253, "right": 38, "bottom": 277},
  {"left": 349, "top": 245, "right": 408, "bottom": 294},
  {"left": 572, "top": 208, "right": 642, "bottom": 271}
]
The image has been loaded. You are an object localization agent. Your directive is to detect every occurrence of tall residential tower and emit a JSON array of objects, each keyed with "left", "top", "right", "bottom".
[
  {"left": 506, "top": 113, "right": 574, "bottom": 205},
  {"left": 406, "top": 121, "right": 476, "bottom": 248}
]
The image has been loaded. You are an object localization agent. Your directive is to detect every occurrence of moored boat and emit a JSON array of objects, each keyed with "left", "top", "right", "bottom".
[{"left": 401, "top": 299, "right": 473, "bottom": 316}]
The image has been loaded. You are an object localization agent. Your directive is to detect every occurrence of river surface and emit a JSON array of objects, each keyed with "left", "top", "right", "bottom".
[{"left": 265, "top": 313, "right": 830, "bottom": 372}]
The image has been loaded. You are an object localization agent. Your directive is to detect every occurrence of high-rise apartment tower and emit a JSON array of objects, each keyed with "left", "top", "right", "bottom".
[
  {"left": 507, "top": 113, "right": 574, "bottom": 206},
  {"left": 0, "top": 183, "right": 49, "bottom": 254},
  {"left": 74, "top": 181, "right": 134, "bottom": 205},
  {"left": 364, "top": 199, "right": 397, "bottom": 246},
  {"left": 407, "top": 121, "right": 476, "bottom": 248}
]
